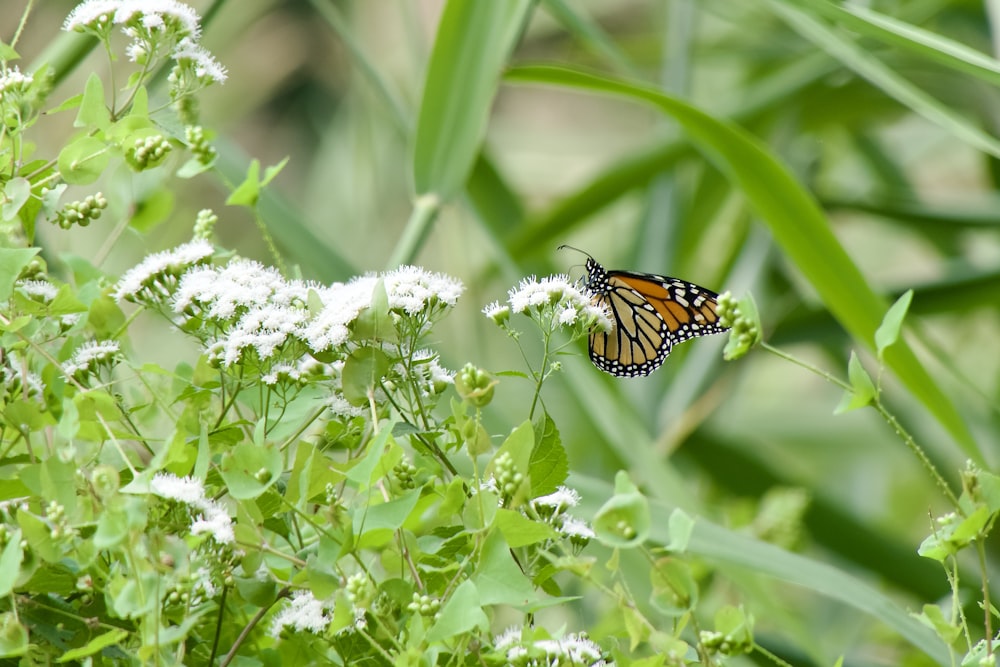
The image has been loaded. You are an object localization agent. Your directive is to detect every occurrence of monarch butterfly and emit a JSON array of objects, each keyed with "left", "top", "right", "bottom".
[{"left": 560, "top": 246, "right": 729, "bottom": 377}]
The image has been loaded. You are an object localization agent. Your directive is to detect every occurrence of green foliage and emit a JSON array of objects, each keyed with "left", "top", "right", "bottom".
[{"left": 3, "top": 0, "right": 1000, "bottom": 665}]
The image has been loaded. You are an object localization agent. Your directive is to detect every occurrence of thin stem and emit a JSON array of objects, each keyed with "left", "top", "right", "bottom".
[
  {"left": 977, "top": 540, "right": 994, "bottom": 658},
  {"left": 762, "top": 342, "right": 960, "bottom": 510},
  {"left": 218, "top": 587, "right": 290, "bottom": 667},
  {"left": 9, "top": 0, "right": 36, "bottom": 51}
]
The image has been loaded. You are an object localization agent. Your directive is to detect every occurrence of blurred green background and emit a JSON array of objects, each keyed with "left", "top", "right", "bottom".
[{"left": 9, "top": 0, "right": 1000, "bottom": 662}]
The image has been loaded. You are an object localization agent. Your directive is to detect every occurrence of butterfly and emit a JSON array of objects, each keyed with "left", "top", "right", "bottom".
[{"left": 560, "top": 246, "right": 729, "bottom": 377}]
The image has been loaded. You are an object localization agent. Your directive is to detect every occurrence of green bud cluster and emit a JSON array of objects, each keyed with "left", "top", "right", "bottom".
[
  {"left": 454, "top": 363, "right": 497, "bottom": 408},
  {"left": 717, "top": 291, "right": 761, "bottom": 360},
  {"left": 392, "top": 460, "right": 418, "bottom": 490},
  {"left": 185, "top": 125, "right": 217, "bottom": 165},
  {"left": 193, "top": 208, "right": 218, "bottom": 240},
  {"left": 493, "top": 451, "right": 524, "bottom": 500},
  {"left": 407, "top": 592, "right": 440, "bottom": 617},
  {"left": 53, "top": 192, "right": 108, "bottom": 229},
  {"left": 128, "top": 134, "right": 173, "bottom": 170},
  {"left": 345, "top": 573, "right": 373, "bottom": 607}
]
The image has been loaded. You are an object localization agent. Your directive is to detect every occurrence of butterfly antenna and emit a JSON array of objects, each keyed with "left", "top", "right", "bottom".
[{"left": 556, "top": 244, "right": 594, "bottom": 261}]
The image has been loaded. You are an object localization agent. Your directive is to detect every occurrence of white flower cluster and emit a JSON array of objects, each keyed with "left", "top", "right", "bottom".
[
  {"left": 484, "top": 274, "right": 611, "bottom": 333},
  {"left": 114, "top": 247, "right": 464, "bottom": 399},
  {"left": 115, "top": 239, "right": 214, "bottom": 304},
  {"left": 0, "top": 67, "right": 33, "bottom": 95},
  {"left": 63, "top": 340, "right": 120, "bottom": 379},
  {"left": 63, "top": 0, "right": 226, "bottom": 84},
  {"left": 531, "top": 485, "right": 595, "bottom": 543},
  {"left": 270, "top": 590, "right": 334, "bottom": 637},
  {"left": 495, "top": 626, "right": 612, "bottom": 666},
  {"left": 17, "top": 279, "right": 59, "bottom": 303},
  {"left": 150, "top": 472, "right": 234, "bottom": 544}
]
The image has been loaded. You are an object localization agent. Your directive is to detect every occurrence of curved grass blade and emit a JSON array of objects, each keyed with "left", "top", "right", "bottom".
[
  {"left": 769, "top": 0, "right": 1000, "bottom": 159},
  {"left": 412, "top": 0, "right": 534, "bottom": 201},
  {"left": 504, "top": 64, "right": 982, "bottom": 464}
]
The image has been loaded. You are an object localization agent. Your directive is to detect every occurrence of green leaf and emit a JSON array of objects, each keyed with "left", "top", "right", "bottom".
[
  {"left": 666, "top": 508, "right": 695, "bottom": 552},
  {"left": 0, "top": 248, "right": 38, "bottom": 300},
  {"left": 218, "top": 441, "right": 283, "bottom": 500},
  {"left": 353, "top": 279, "right": 396, "bottom": 342},
  {"left": 0, "top": 613, "right": 28, "bottom": 658},
  {"left": 75, "top": 73, "right": 111, "bottom": 130},
  {"left": 494, "top": 508, "right": 558, "bottom": 547},
  {"left": 592, "top": 471, "right": 651, "bottom": 548},
  {"left": 835, "top": 352, "right": 876, "bottom": 414},
  {"left": 94, "top": 496, "right": 147, "bottom": 549},
  {"left": 473, "top": 529, "right": 541, "bottom": 607},
  {"left": 1, "top": 177, "right": 31, "bottom": 222},
  {"left": 875, "top": 289, "right": 913, "bottom": 357},
  {"left": 529, "top": 413, "right": 569, "bottom": 497},
  {"left": 0, "top": 529, "right": 23, "bottom": 598},
  {"left": 17, "top": 511, "right": 59, "bottom": 563},
  {"left": 261, "top": 156, "right": 289, "bottom": 186},
  {"left": 57, "top": 135, "right": 110, "bottom": 185},
  {"left": 412, "top": 0, "right": 533, "bottom": 200},
  {"left": 488, "top": 420, "right": 534, "bottom": 481},
  {"left": 341, "top": 346, "right": 390, "bottom": 406},
  {"left": 225, "top": 158, "right": 286, "bottom": 208},
  {"left": 128, "top": 187, "right": 175, "bottom": 232},
  {"left": 57, "top": 629, "right": 129, "bottom": 662},
  {"left": 649, "top": 557, "right": 698, "bottom": 617},
  {"left": 914, "top": 603, "right": 962, "bottom": 645},
  {"left": 505, "top": 64, "right": 981, "bottom": 464},
  {"left": 424, "top": 580, "right": 489, "bottom": 642},
  {"left": 342, "top": 423, "right": 396, "bottom": 488},
  {"left": 0, "top": 42, "right": 20, "bottom": 61},
  {"left": 226, "top": 159, "right": 261, "bottom": 207},
  {"left": 354, "top": 487, "right": 422, "bottom": 536}
]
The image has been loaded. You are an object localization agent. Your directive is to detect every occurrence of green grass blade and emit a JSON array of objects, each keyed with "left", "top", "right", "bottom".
[
  {"left": 412, "top": 0, "right": 534, "bottom": 201},
  {"left": 794, "top": 0, "right": 1000, "bottom": 87},
  {"left": 769, "top": 0, "right": 1000, "bottom": 159},
  {"left": 505, "top": 64, "right": 982, "bottom": 465}
]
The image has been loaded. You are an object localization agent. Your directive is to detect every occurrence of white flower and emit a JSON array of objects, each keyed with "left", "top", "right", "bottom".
[
  {"left": 217, "top": 303, "right": 309, "bottom": 367},
  {"left": 262, "top": 363, "right": 302, "bottom": 386},
  {"left": 113, "top": 0, "right": 201, "bottom": 38},
  {"left": 115, "top": 239, "right": 214, "bottom": 303},
  {"left": 559, "top": 516, "right": 595, "bottom": 540},
  {"left": 557, "top": 304, "right": 579, "bottom": 326},
  {"left": 501, "top": 274, "right": 611, "bottom": 332},
  {"left": 507, "top": 275, "right": 575, "bottom": 313},
  {"left": 17, "top": 280, "right": 58, "bottom": 302},
  {"left": 327, "top": 394, "right": 364, "bottom": 420},
  {"left": 191, "top": 502, "right": 234, "bottom": 544},
  {"left": 150, "top": 472, "right": 206, "bottom": 505},
  {"left": 63, "top": 0, "right": 120, "bottom": 31},
  {"left": 383, "top": 265, "right": 463, "bottom": 315},
  {"left": 0, "top": 67, "right": 33, "bottom": 94},
  {"left": 151, "top": 473, "right": 233, "bottom": 544},
  {"left": 271, "top": 590, "right": 334, "bottom": 637},
  {"left": 535, "top": 634, "right": 605, "bottom": 664},
  {"left": 173, "top": 258, "right": 287, "bottom": 320},
  {"left": 482, "top": 300, "right": 509, "bottom": 324},
  {"left": 63, "top": 340, "right": 120, "bottom": 377},
  {"left": 532, "top": 485, "right": 581, "bottom": 512},
  {"left": 173, "top": 37, "right": 227, "bottom": 83},
  {"left": 495, "top": 625, "right": 522, "bottom": 651},
  {"left": 301, "top": 276, "right": 377, "bottom": 353}
]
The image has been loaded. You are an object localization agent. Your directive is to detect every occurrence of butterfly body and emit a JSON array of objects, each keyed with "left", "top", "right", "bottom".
[{"left": 582, "top": 256, "right": 728, "bottom": 377}]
